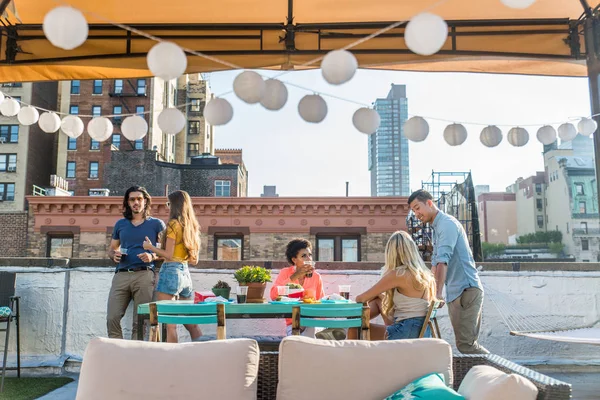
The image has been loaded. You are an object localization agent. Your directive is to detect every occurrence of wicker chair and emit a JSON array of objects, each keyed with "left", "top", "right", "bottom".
[
  {"left": 255, "top": 351, "right": 571, "bottom": 400},
  {"left": 0, "top": 272, "right": 20, "bottom": 392}
]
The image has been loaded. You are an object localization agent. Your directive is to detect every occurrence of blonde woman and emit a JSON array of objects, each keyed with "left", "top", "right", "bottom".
[
  {"left": 354, "top": 231, "right": 437, "bottom": 340},
  {"left": 143, "top": 190, "right": 202, "bottom": 343}
]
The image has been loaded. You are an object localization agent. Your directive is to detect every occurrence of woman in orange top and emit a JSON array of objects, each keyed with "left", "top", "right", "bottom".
[
  {"left": 270, "top": 238, "right": 324, "bottom": 336},
  {"left": 143, "top": 190, "right": 202, "bottom": 343}
]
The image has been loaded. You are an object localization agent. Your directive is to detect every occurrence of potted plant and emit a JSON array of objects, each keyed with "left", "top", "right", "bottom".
[
  {"left": 211, "top": 280, "right": 231, "bottom": 300},
  {"left": 234, "top": 265, "right": 272, "bottom": 303}
]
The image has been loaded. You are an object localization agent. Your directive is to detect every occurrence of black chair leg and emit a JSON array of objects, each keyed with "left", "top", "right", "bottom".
[
  {"left": 1, "top": 319, "right": 11, "bottom": 392},
  {"left": 15, "top": 315, "right": 19, "bottom": 378}
]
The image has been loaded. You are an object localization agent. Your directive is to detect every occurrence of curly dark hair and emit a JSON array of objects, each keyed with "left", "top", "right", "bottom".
[
  {"left": 122, "top": 186, "right": 152, "bottom": 220},
  {"left": 285, "top": 238, "right": 312, "bottom": 265}
]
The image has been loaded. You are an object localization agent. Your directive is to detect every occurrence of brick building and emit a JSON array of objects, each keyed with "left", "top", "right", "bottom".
[
  {"left": 25, "top": 196, "right": 409, "bottom": 261},
  {"left": 103, "top": 149, "right": 248, "bottom": 197}
]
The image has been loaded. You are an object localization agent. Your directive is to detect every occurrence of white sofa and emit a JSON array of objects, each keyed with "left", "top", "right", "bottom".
[{"left": 76, "top": 337, "right": 260, "bottom": 400}]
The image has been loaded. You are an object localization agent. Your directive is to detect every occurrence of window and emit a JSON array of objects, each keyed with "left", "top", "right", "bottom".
[
  {"left": 579, "top": 201, "right": 587, "bottom": 214},
  {"left": 0, "top": 154, "right": 16, "bottom": 172},
  {"left": 69, "top": 105, "right": 79, "bottom": 115},
  {"left": 113, "top": 106, "right": 122, "bottom": 122},
  {"left": 1, "top": 83, "right": 22, "bottom": 88},
  {"left": 537, "top": 215, "right": 544, "bottom": 228},
  {"left": 92, "top": 106, "right": 101, "bottom": 117},
  {"left": 114, "top": 79, "right": 123, "bottom": 94},
  {"left": 137, "top": 79, "right": 146, "bottom": 95},
  {"left": 316, "top": 235, "right": 361, "bottom": 261},
  {"left": 0, "top": 125, "right": 19, "bottom": 143},
  {"left": 535, "top": 183, "right": 542, "bottom": 194},
  {"left": 71, "top": 80, "right": 80, "bottom": 94},
  {"left": 0, "top": 183, "right": 15, "bottom": 201},
  {"left": 135, "top": 139, "right": 144, "bottom": 150},
  {"left": 47, "top": 235, "right": 73, "bottom": 258},
  {"left": 581, "top": 222, "right": 588, "bottom": 234},
  {"left": 66, "top": 161, "right": 76, "bottom": 178},
  {"left": 188, "top": 121, "right": 200, "bottom": 134},
  {"left": 575, "top": 183, "right": 584, "bottom": 195},
  {"left": 189, "top": 99, "right": 202, "bottom": 112},
  {"left": 214, "top": 236, "right": 243, "bottom": 260},
  {"left": 582, "top": 239, "right": 589, "bottom": 251},
  {"left": 112, "top": 134, "right": 121, "bottom": 148},
  {"left": 90, "top": 140, "right": 100, "bottom": 150},
  {"left": 89, "top": 162, "right": 99, "bottom": 179},
  {"left": 188, "top": 143, "right": 199, "bottom": 157},
  {"left": 536, "top": 199, "right": 543, "bottom": 210},
  {"left": 93, "top": 80, "right": 103, "bottom": 94},
  {"left": 214, "top": 180, "right": 231, "bottom": 197},
  {"left": 67, "top": 137, "right": 77, "bottom": 150},
  {"left": 135, "top": 106, "right": 145, "bottom": 116}
]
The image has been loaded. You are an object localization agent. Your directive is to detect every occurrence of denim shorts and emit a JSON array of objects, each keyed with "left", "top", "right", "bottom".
[
  {"left": 386, "top": 316, "right": 430, "bottom": 340},
  {"left": 155, "top": 262, "right": 193, "bottom": 298}
]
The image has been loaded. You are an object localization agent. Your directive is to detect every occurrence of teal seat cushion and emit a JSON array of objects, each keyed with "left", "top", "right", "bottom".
[
  {"left": 0, "top": 306, "right": 11, "bottom": 318},
  {"left": 383, "top": 373, "right": 464, "bottom": 400}
]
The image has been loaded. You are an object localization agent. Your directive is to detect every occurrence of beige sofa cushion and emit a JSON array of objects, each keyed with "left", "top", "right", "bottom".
[
  {"left": 458, "top": 365, "right": 538, "bottom": 400},
  {"left": 76, "top": 337, "right": 260, "bottom": 400},
  {"left": 277, "top": 336, "right": 452, "bottom": 400}
]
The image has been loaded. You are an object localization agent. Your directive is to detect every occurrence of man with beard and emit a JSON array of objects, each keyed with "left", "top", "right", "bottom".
[
  {"left": 107, "top": 186, "right": 166, "bottom": 339},
  {"left": 408, "top": 189, "right": 488, "bottom": 354}
]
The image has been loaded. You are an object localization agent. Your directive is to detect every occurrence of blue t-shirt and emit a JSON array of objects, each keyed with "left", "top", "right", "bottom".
[{"left": 111, "top": 217, "right": 166, "bottom": 271}]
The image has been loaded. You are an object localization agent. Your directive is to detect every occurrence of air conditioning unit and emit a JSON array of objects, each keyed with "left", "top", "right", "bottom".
[
  {"left": 0, "top": 137, "right": 5, "bottom": 144},
  {"left": 89, "top": 188, "right": 110, "bottom": 196},
  {"left": 7, "top": 166, "right": 16, "bottom": 172}
]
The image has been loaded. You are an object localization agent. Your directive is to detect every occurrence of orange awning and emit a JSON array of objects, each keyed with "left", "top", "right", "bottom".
[{"left": 0, "top": 0, "right": 595, "bottom": 82}]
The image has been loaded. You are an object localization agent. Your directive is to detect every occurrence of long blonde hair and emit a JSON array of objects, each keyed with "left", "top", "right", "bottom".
[
  {"left": 381, "top": 231, "right": 437, "bottom": 317},
  {"left": 164, "top": 190, "right": 201, "bottom": 258}
]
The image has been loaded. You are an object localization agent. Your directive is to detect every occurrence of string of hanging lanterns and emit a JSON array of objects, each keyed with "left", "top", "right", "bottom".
[{"left": 7, "top": 0, "right": 594, "bottom": 149}]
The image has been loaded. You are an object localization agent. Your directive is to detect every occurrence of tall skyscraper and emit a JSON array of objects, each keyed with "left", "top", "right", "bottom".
[{"left": 369, "top": 84, "right": 409, "bottom": 196}]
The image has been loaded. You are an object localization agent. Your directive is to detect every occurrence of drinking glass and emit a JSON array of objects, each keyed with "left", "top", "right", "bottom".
[
  {"left": 338, "top": 285, "right": 351, "bottom": 300},
  {"left": 304, "top": 260, "right": 315, "bottom": 278},
  {"left": 237, "top": 286, "right": 248, "bottom": 304}
]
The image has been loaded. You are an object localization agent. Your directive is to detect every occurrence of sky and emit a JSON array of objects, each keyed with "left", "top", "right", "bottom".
[{"left": 207, "top": 69, "right": 592, "bottom": 197}]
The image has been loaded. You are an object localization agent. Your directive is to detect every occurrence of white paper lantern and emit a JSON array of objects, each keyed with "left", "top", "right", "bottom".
[
  {"left": 147, "top": 42, "right": 187, "bottom": 81},
  {"left": 577, "top": 117, "right": 597, "bottom": 136},
  {"left": 260, "top": 79, "right": 288, "bottom": 111},
  {"left": 352, "top": 108, "right": 380, "bottom": 134},
  {"left": 121, "top": 115, "right": 148, "bottom": 141},
  {"left": 443, "top": 123, "right": 467, "bottom": 146},
  {"left": 204, "top": 98, "right": 234, "bottom": 126},
  {"left": 536, "top": 125, "right": 557, "bottom": 145},
  {"left": 500, "top": 0, "right": 536, "bottom": 9},
  {"left": 233, "top": 71, "right": 265, "bottom": 104},
  {"left": 87, "top": 117, "right": 113, "bottom": 142},
  {"left": 507, "top": 127, "right": 529, "bottom": 147},
  {"left": 480, "top": 126, "right": 503, "bottom": 147},
  {"left": 17, "top": 106, "right": 40, "bottom": 126},
  {"left": 0, "top": 98, "right": 20, "bottom": 117},
  {"left": 405, "top": 12, "right": 448, "bottom": 56},
  {"left": 61, "top": 115, "right": 84, "bottom": 138},
  {"left": 298, "top": 94, "right": 328, "bottom": 123},
  {"left": 38, "top": 112, "right": 61, "bottom": 133},
  {"left": 158, "top": 108, "right": 186, "bottom": 135},
  {"left": 321, "top": 50, "right": 358, "bottom": 85},
  {"left": 43, "top": 6, "right": 88, "bottom": 50},
  {"left": 558, "top": 122, "right": 577, "bottom": 142},
  {"left": 403, "top": 117, "right": 429, "bottom": 142}
]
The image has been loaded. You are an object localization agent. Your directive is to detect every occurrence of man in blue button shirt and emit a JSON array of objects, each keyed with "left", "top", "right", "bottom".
[
  {"left": 107, "top": 186, "right": 165, "bottom": 339},
  {"left": 409, "top": 189, "right": 488, "bottom": 354}
]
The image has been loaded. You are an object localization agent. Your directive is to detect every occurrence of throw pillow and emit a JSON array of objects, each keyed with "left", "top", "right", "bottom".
[
  {"left": 458, "top": 365, "right": 538, "bottom": 400},
  {"left": 383, "top": 373, "right": 465, "bottom": 400},
  {"left": 0, "top": 307, "right": 11, "bottom": 318}
]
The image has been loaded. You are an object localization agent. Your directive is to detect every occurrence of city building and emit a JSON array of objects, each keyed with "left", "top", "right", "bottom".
[
  {"left": 508, "top": 173, "right": 548, "bottom": 237},
  {"left": 477, "top": 192, "right": 517, "bottom": 244},
  {"left": 544, "top": 135, "right": 600, "bottom": 261},
  {"left": 0, "top": 82, "right": 58, "bottom": 256},
  {"left": 261, "top": 185, "right": 279, "bottom": 197},
  {"left": 369, "top": 84, "right": 409, "bottom": 196}
]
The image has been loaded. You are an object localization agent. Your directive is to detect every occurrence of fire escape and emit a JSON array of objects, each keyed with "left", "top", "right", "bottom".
[{"left": 108, "top": 79, "right": 147, "bottom": 150}]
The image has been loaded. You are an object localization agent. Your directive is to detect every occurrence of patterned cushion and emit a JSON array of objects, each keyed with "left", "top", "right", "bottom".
[
  {"left": 0, "top": 307, "right": 12, "bottom": 318},
  {"left": 383, "top": 373, "right": 464, "bottom": 400}
]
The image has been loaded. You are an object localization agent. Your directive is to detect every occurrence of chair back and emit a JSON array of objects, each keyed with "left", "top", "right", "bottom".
[
  {"left": 0, "top": 272, "right": 16, "bottom": 308},
  {"left": 154, "top": 302, "right": 226, "bottom": 340},
  {"left": 419, "top": 300, "right": 442, "bottom": 338},
  {"left": 292, "top": 303, "right": 370, "bottom": 339}
]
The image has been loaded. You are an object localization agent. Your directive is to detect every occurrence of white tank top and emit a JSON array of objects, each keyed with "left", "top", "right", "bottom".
[{"left": 392, "top": 290, "right": 429, "bottom": 322}]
